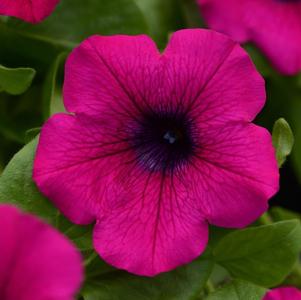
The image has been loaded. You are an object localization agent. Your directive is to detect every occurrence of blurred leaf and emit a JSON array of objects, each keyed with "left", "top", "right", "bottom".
[
  {"left": 206, "top": 280, "right": 266, "bottom": 300},
  {"left": 208, "top": 264, "right": 231, "bottom": 288},
  {"left": 133, "top": 0, "right": 184, "bottom": 48},
  {"left": 84, "top": 254, "right": 117, "bottom": 278},
  {"left": 272, "top": 118, "right": 294, "bottom": 167},
  {"left": 71, "top": 228, "right": 93, "bottom": 251},
  {"left": 0, "top": 0, "right": 148, "bottom": 72},
  {"left": 270, "top": 207, "right": 301, "bottom": 222},
  {"left": 0, "top": 137, "right": 57, "bottom": 223},
  {"left": 0, "top": 118, "right": 24, "bottom": 143},
  {"left": 244, "top": 44, "right": 273, "bottom": 78},
  {"left": 255, "top": 74, "right": 301, "bottom": 184},
  {"left": 42, "top": 52, "right": 67, "bottom": 119},
  {"left": 0, "top": 65, "right": 35, "bottom": 95},
  {"left": 3, "top": 0, "right": 148, "bottom": 48},
  {"left": 0, "top": 16, "right": 9, "bottom": 22},
  {"left": 290, "top": 98, "right": 301, "bottom": 184},
  {"left": 213, "top": 221, "right": 301, "bottom": 287},
  {"left": 208, "top": 226, "right": 234, "bottom": 249},
  {"left": 0, "top": 138, "right": 20, "bottom": 174},
  {"left": 81, "top": 257, "right": 213, "bottom": 300},
  {"left": 24, "top": 127, "right": 41, "bottom": 144},
  {"left": 0, "top": 83, "right": 44, "bottom": 144},
  {"left": 0, "top": 25, "right": 65, "bottom": 73},
  {"left": 0, "top": 137, "right": 93, "bottom": 249},
  {"left": 180, "top": 0, "right": 205, "bottom": 28}
]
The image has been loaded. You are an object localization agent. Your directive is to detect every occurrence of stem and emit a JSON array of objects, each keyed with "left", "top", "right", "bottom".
[
  {"left": 258, "top": 212, "right": 273, "bottom": 225},
  {"left": 55, "top": 210, "right": 61, "bottom": 228},
  {"left": 84, "top": 251, "right": 98, "bottom": 267},
  {"left": 204, "top": 280, "right": 215, "bottom": 295},
  {"left": 63, "top": 223, "right": 79, "bottom": 235}
]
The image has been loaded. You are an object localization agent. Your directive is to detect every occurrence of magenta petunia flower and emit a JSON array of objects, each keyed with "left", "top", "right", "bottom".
[
  {"left": 197, "top": 0, "right": 301, "bottom": 75},
  {"left": 0, "top": 0, "right": 60, "bottom": 23},
  {"left": 33, "top": 29, "right": 279, "bottom": 276},
  {"left": 0, "top": 204, "right": 83, "bottom": 300},
  {"left": 264, "top": 287, "right": 301, "bottom": 300}
]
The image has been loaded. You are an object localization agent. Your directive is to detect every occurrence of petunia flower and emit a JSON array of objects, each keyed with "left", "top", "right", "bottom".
[
  {"left": 197, "top": 0, "right": 301, "bottom": 75},
  {"left": 0, "top": 204, "right": 83, "bottom": 300},
  {"left": 263, "top": 286, "right": 301, "bottom": 300},
  {"left": 33, "top": 29, "right": 279, "bottom": 276},
  {"left": 0, "top": 0, "right": 60, "bottom": 23}
]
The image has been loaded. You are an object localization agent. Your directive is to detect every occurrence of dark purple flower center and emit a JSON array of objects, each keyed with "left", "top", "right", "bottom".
[{"left": 130, "top": 111, "right": 195, "bottom": 173}]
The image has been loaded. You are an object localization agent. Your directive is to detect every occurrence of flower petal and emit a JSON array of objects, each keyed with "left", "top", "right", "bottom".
[
  {"left": 34, "top": 112, "right": 209, "bottom": 276},
  {"left": 264, "top": 287, "right": 301, "bottom": 300},
  {"left": 34, "top": 29, "right": 278, "bottom": 276},
  {"left": 0, "top": 205, "right": 83, "bottom": 300},
  {"left": 198, "top": 0, "right": 247, "bottom": 42},
  {"left": 189, "top": 123, "right": 279, "bottom": 228},
  {"left": 93, "top": 171, "right": 208, "bottom": 276},
  {"left": 63, "top": 35, "right": 161, "bottom": 117},
  {"left": 161, "top": 29, "right": 265, "bottom": 125},
  {"left": 33, "top": 113, "right": 137, "bottom": 224},
  {"left": 0, "top": 0, "right": 60, "bottom": 23},
  {"left": 199, "top": 0, "right": 301, "bottom": 75}
]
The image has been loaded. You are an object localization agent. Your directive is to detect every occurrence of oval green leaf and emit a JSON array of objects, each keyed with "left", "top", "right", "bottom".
[
  {"left": 272, "top": 118, "right": 294, "bottom": 167},
  {"left": 0, "top": 65, "right": 36, "bottom": 95},
  {"left": 270, "top": 207, "right": 301, "bottom": 222},
  {"left": 206, "top": 280, "right": 266, "bottom": 300},
  {"left": 213, "top": 220, "right": 301, "bottom": 287},
  {"left": 82, "top": 256, "right": 213, "bottom": 300}
]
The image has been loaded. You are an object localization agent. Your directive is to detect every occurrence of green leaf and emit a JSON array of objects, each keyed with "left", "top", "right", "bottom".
[
  {"left": 213, "top": 220, "right": 301, "bottom": 287},
  {"left": 0, "top": 137, "right": 57, "bottom": 223},
  {"left": 270, "top": 207, "right": 301, "bottom": 222},
  {"left": 42, "top": 52, "right": 67, "bottom": 119},
  {"left": 3, "top": 0, "right": 148, "bottom": 49},
  {"left": 59, "top": 217, "right": 93, "bottom": 251},
  {"left": 244, "top": 44, "right": 273, "bottom": 78},
  {"left": 272, "top": 118, "right": 294, "bottom": 167},
  {"left": 133, "top": 0, "right": 184, "bottom": 48},
  {"left": 0, "top": 137, "right": 93, "bottom": 250},
  {"left": 24, "top": 127, "right": 41, "bottom": 144},
  {"left": 0, "top": 82, "right": 44, "bottom": 144},
  {"left": 82, "top": 257, "right": 213, "bottom": 300},
  {"left": 290, "top": 99, "right": 301, "bottom": 184},
  {"left": 209, "top": 264, "right": 231, "bottom": 288},
  {"left": 0, "top": 65, "right": 36, "bottom": 95},
  {"left": 206, "top": 280, "right": 266, "bottom": 300},
  {"left": 0, "top": 0, "right": 148, "bottom": 73},
  {"left": 180, "top": 0, "right": 205, "bottom": 28}
]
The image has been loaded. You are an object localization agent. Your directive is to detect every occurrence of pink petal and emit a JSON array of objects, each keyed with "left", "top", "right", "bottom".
[
  {"left": 162, "top": 29, "right": 265, "bottom": 125},
  {"left": 189, "top": 123, "right": 279, "bottom": 228},
  {"left": 34, "top": 113, "right": 209, "bottom": 276},
  {"left": 198, "top": 0, "right": 248, "bottom": 42},
  {"left": 63, "top": 35, "right": 161, "bottom": 117},
  {"left": 264, "top": 287, "right": 301, "bottom": 300},
  {"left": 33, "top": 113, "right": 138, "bottom": 224},
  {"left": 198, "top": 0, "right": 301, "bottom": 75},
  {"left": 93, "top": 170, "right": 208, "bottom": 276},
  {"left": 34, "top": 30, "right": 279, "bottom": 276},
  {"left": 0, "top": 0, "right": 60, "bottom": 23},
  {"left": 0, "top": 204, "right": 83, "bottom": 300}
]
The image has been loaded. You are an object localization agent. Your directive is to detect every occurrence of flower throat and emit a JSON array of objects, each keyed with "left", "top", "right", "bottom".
[{"left": 131, "top": 110, "right": 196, "bottom": 173}]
